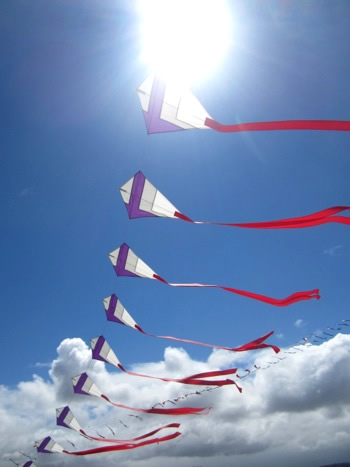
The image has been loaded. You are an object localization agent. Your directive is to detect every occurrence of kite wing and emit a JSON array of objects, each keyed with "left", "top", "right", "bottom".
[
  {"left": 109, "top": 243, "right": 320, "bottom": 306},
  {"left": 120, "top": 172, "right": 350, "bottom": 227},
  {"left": 56, "top": 406, "right": 84, "bottom": 434},
  {"left": 109, "top": 243, "right": 157, "bottom": 279},
  {"left": 35, "top": 437, "right": 64, "bottom": 454},
  {"left": 103, "top": 294, "right": 139, "bottom": 328},
  {"left": 120, "top": 171, "right": 190, "bottom": 220},
  {"left": 11, "top": 463, "right": 35, "bottom": 467},
  {"left": 138, "top": 74, "right": 211, "bottom": 134},
  {"left": 72, "top": 372, "right": 103, "bottom": 398}
]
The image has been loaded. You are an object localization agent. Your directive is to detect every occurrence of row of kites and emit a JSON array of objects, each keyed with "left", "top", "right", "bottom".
[
  {"left": 9, "top": 318, "right": 349, "bottom": 465},
  {"left": 13, "top": 75, "right": 350, "bottom": 465}
]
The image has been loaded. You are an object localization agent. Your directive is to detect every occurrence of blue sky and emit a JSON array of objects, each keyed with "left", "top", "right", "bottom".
[{"left": 1, "top": 1, "right": 350, "bottom": 465}]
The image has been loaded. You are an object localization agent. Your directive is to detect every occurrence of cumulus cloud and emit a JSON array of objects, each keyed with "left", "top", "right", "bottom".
[{"left": 2, "top": 335, "right": 350, "bottom": 467}]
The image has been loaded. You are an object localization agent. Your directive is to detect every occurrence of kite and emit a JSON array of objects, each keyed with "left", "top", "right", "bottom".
[
  {"left": 120, "top": 171, "right": 350, "bottom": 228},
  {"left": 72, "top": 372, "right": 209, "bottom": 415},
  {"left": 6, "top": 461, "right": 35, "bottom": 467},
  {"left": 56, "top": 406, "right": 180, "bottom": 444},
  {"left": 108, "top": 243, "right": 320, "bottom": 306},
  {"left": 103, "top": 293, "right": 280, "bottom": 353},
  {"left": 138, "top": 74, "right": 350, "bottom": 134},
  {"left": 34, "top": 431, "right": 181, "bottom": 456},
  {"left": 90, "top": 335, "right": 242, "bottom": 391}
]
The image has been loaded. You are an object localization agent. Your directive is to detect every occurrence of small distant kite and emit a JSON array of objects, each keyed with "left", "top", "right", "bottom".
[
  {"left": 56, "top": 406, "right": 180, "bottom": 444},
  {"left": 103, "top": 293, "right": 280, "bottom": 353},
  {"left": 34, "top": 431, "right": 181, "bottom": 456},
  {"left": 120, "top": 171, "right": 350, "bottom": 228},
  {"left": 6, "top": 460, "right": 35, "bottom": 467},
  {"left": 108, "top": 243, "right": 320, "bottom": 306},
  {"left": 138, "top": 74, "right": 350, "bottom": 134},
  {"left": 72, "top": 372, "right": 208, "bottom": 416},
  {"left": 90, "top": 335, "right": 242, "bottom": 391}
]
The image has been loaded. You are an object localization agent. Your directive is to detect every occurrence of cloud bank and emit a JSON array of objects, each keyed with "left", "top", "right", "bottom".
[{"left": 2, "top": 334, "right": 350, "bottom": 467}]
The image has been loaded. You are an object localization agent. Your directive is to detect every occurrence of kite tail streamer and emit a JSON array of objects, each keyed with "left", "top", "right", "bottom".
[
  {"left": 80, "top": 423, "right": 181, "bottom": 444},
  {"left": 219, "top": 286, "right": 320, "bottom": 306},
  {"left": 175, "top": 207, "right": 350, "bottom": 229},
  {"left": 100, "top": 394, "right": 208, "bottom": 416},
  {"left": 205, "top": 118, "right": 350, "bottom": 133},
  {"left": 153, "top": 274, "right": 320, "bottom": 307},
  {"left": 134, "top": 325, "right": 280, "bottom": 353},
  {"left": 64, "top": 432, "right": 182, "bottom": 456},
  {"left": 117, "top": 363, "right": 240, "bottom": 388},
  {"left": 211, "top": 216, "right": 350, "bottom": 229}
]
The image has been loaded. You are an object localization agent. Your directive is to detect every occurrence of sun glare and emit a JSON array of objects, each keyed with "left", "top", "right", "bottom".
[{"left": 139, "top": 0, "right": 232, "bottom": 84}]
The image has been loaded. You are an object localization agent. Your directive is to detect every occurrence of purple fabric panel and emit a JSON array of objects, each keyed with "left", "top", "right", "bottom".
[
  {"left": 73, "top": 373, "right": 90, "bottom": 396},
  {"left": 105, "top": 294, "right": 124, "bottom": 325},
  {"left": 144, "top": 76, "right": 184, "bottom": 134},
  {"left": 115, "top": 243, "right": 139, "bottom": 277},
  {"left": 56, "top": 406, "right": 71, "bottom": 429},
  {"left": 91, "top": 336, "right": 107, "bottom": 362},
  {"left": 36, "top": 436, "right": 52, "bottom": 453},
  {"left": 127, "top": 171, "right": 158, "bottom": 219},
  {"left": 23, "top": 462, "right": 33, "bottom": 467}
]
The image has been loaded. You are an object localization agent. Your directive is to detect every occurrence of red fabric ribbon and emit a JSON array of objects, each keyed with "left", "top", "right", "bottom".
[
  {"left": 100, "top": 394, "right": 209, "bottom": 416},
  {"left": 153, "top": 274, "right": 320, "bottom": 307},
  {"left": 134, "top": 325, "right": 280, "bottom": 354},
  {"left": 175, "top": 206, "right": 350, "bottom": 229},
  {"left": 117, "top": 363, "right": 242, "bottom": 391},
  {"left": 205, "top": 118, "right": 350, "bottom": 133},
  {"left": 80, "top": 423, "right": 180, "bottom": 444},
  {"left": 63, "top": 431, "right": 181, "bottom": 455}
]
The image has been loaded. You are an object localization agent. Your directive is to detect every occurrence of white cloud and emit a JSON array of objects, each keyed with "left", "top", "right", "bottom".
[
  {"left": 323, "top": 245, "right": 343, "bottom": 256},
  {"left": 2, "top": 335, "right": 350, "bottom": 467},
  {"left": 18, "top": 187, "right": 34, "bottom": 197},
  {"left": 294, "top": 318, "right": 305, "bottom": 328},
  {"left": 34, "top": 361, "right": 51, "bottom": 368}
]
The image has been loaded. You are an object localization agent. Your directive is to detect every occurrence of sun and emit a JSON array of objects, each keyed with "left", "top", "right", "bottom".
[{"left": 138, "top": 0, "right": 232, "bottom": 84}]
